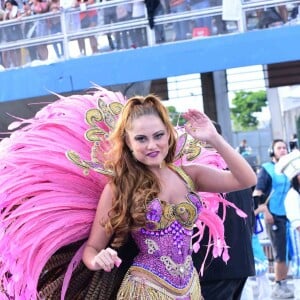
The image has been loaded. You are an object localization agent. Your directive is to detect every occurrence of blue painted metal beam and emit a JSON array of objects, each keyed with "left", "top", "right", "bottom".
[{"left": 1, "top": 24, "right": 300, "bottom": 102}]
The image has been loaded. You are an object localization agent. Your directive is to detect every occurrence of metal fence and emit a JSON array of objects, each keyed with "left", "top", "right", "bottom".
[{"left": 0, "top": 0, "right": 300, "bottom": 69}]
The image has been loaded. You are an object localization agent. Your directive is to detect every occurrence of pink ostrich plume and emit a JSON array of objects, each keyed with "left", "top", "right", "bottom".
[{"left": 0, "top": 87, "right": 126, "bottom": 299}]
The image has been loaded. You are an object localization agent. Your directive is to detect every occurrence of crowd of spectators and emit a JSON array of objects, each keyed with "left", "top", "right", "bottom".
[
  {"left": 0, "top": 0, "right": 299, "bottom": 69},
  {"left": 0, "top": 0, "right": 61, "bottom": 68}
]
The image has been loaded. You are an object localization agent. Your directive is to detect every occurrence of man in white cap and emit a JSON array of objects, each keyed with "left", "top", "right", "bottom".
[{"left": 276, "top": 149, "right": 300, "bottom": 299}]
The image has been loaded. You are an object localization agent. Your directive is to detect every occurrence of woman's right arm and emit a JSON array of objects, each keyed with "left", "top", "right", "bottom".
[{"left": 82, "top": 184, "right": 122, "bottom": 271}]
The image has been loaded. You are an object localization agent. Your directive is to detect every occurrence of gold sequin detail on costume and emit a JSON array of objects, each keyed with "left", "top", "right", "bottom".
[
  {"left": 117, "top": 268, "right": 202, "bottom": 299},
  {"left": 144, "top": 165, "right": 202, "bottom": 234},
  {"left": 153, "top": 199, "right": 197, "bottom": 230},
  {"left": 160, "top": 255, "right": 192, "bottom": 278},
  {"left": 145, "top": 192, "right": 201, "bottom": 232}
]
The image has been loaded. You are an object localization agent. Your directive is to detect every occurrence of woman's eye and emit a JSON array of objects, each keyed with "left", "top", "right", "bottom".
[
  {"left": 135, "top": 136, "right": 146, "bottom": 142},
  {"left": 155, "top": 133, "right": 164, "bottom": 140}
]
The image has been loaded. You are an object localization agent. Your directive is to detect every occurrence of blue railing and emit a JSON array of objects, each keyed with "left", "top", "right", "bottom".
[{"left": 0, "top": 0, "right": 299, "bottom": 70}]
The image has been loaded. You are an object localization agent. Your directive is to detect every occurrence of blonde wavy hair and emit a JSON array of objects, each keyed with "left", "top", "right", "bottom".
[{"left": 104, "top": 95, "right": 177, "bottom": 248}]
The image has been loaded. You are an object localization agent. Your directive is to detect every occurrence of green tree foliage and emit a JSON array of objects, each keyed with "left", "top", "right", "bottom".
[
  {"left": 166, "top": 106, "right": 186, "bottom": 126},
  {"left": 230, "top": 90, "right": 267, "bottom": 131}
]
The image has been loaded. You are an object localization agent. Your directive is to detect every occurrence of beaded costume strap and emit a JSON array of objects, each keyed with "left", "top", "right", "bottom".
[{"left": 169, "top": 164, "right": 195, "bottom": 192}]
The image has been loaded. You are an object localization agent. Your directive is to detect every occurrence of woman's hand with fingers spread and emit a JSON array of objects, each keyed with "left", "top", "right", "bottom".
[
  {"left": 183, "top": 109, "right": 218, "bottom": 143},
  {"left": 91, "top": 247, "right": 122, "bottom": 272}
]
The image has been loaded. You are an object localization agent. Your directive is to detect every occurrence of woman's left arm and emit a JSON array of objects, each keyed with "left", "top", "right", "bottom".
[{"left": 183, "top": 109, "right": 257, "bottom": 193}]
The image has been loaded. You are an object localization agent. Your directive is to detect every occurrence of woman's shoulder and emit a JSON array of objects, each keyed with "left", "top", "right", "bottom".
[
  {"left": 173, "top": 164, "right": 204, "bottom": 191},
  {"left": 102, "top": 182, "right": 114, "bottom": 195},
  {"left": 180, "top": 163, "right": 205, "bottom": 178},
  {"left": 99, "top": 183, "right": 115, "bottom": 202}
]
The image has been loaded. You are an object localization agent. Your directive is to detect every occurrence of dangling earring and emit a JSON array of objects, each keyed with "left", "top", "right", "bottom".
[{"left": 159, "top": 161, "right": 166, "bottom": 169}]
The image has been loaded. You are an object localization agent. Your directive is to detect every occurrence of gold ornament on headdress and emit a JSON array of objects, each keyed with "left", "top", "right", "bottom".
[
  {"left": 66, "top": 97, "right": 124, "bottom": 176},
  {"left": 174, "top": 132, "right": 203, "bottom": 161},
  {"left": 184, "top": 138, "right": 203, "bottom": 161}
]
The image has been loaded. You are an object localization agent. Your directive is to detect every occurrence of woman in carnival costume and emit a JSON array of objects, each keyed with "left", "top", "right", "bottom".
[
  {"left": 276, "top": 149, "right": 300, "bottom": 298},
  {"left": 0, "top": 87, "right": 256, "bottom": 299}
]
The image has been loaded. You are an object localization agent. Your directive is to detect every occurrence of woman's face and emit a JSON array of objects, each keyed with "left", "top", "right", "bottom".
[
  {"left": 125, "top": 114, "right": 170, "bottom": 168},
  {"left": 273, "top": 141, "right": 288, "bottom": 161},
  {"left": 5, "top": 2, "right": 12, "bottom": 10}
]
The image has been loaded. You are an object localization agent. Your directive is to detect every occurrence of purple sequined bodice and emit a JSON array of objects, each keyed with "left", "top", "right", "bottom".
[{"left": 131, "top": 192, "right": 202, "bottom": 291}]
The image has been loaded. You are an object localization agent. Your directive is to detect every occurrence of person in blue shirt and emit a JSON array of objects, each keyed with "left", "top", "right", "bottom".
[{"left": 253, "top": 139, "right": 293, "bottom": 299}]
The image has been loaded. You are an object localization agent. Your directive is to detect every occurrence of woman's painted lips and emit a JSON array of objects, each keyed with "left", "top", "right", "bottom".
[{"left": 147, "top": 151, "right": 159, "bottom": 158}]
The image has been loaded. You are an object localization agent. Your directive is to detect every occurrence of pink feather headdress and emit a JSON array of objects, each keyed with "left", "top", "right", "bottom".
[{"left": 0, "top": 87, "right": 246, "bottom": 299}]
